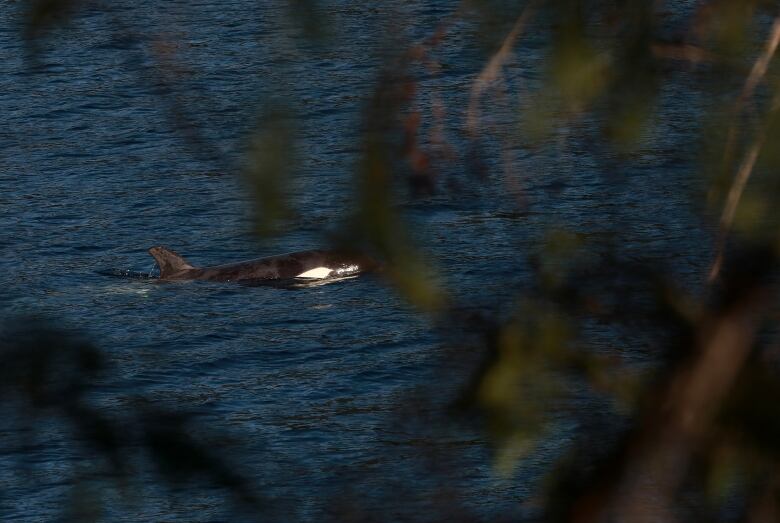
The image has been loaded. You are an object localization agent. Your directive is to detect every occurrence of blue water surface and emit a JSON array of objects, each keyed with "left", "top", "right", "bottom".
[{"left": 0, "top": 1, "right": 712, "bottom": 521}]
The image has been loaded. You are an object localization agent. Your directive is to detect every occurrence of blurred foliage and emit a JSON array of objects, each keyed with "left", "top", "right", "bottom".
[
  {"left": 244, "top": 108, "right": 299, "bottom": 236},
  {"left": 0, "top": 318, "right": 265, "bottom": 520},
  {"left": 22, "top": 0, "right": 80, "bottom": 41},
  {"left": 12, "top": 0, "right": 780, "bottom": 521},
  {"left": 352, "top": 70, "right": 448, "bottom": 312},
  {"left": 287, "top": 0, "right": 331, "bottom": 40}
]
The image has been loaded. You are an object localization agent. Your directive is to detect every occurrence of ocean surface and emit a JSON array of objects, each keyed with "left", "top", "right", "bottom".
[{"left": 0, "top": 1, "right": 711, "bottom": 521}]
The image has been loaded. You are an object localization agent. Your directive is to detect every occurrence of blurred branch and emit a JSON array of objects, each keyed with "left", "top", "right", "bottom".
[
  {"left": 568, "top": 249, "right": 775, "bottom": 523},
  {"left": 466, "top": 2, "right": 536, "bottom": 137},
  {"left": 650, "top": 42, "right": 713, "bottom": 64},
  {"left": 708, "top": 129, "right": 766, "bottom": 282},
  {"left": 737, "top": 16, "right": 780, "bottom": 107},
  {"left": 709, "top": 15, "right": 780, "bottom": 282}
]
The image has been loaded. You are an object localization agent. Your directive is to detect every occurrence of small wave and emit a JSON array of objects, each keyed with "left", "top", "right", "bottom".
[
  {"left": 97, "top": 268, "right": 159, "bottom": 280},
  {"left": 239, "top": 274, "right": 359, "bottom": 290}
]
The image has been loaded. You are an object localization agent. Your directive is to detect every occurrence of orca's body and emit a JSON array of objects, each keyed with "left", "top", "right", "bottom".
[{"left": 148, "top": 246, "right": 375, "bottom": 283}]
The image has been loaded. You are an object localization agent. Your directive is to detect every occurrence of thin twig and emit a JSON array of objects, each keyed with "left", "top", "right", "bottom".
[
  {"left": 466, "top": 3, "right": 537, "bottom": 136},
  {"left": 720, "top": 16, "right": 780, "bottom": 162},
  {"left": 740, "top": 17, "right": 780, "bottom": 105},
  {"left": 707, "top": 132, "right": 766, "bottom": 282},
  {"left": 708, "top": 16, "right": 780, "bottom": 283}
]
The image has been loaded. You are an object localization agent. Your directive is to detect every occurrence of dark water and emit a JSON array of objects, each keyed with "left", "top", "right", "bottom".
[{"left": 1, "top": 1, "right": 711, "bottom": 521}]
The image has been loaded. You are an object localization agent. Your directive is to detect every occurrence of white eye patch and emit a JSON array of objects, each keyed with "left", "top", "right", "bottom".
[{"left": 296, "top": 267, "right": 333, "bottom": 279}]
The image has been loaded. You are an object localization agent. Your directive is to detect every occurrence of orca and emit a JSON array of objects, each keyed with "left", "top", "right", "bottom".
[{"left": 148, "top": 246, "right": 376, "bottom": 283}]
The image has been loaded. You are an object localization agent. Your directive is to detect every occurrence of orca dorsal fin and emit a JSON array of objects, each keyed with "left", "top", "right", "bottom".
[{"left": 148, "top": 246, "right": 195, "bottom": 278}]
